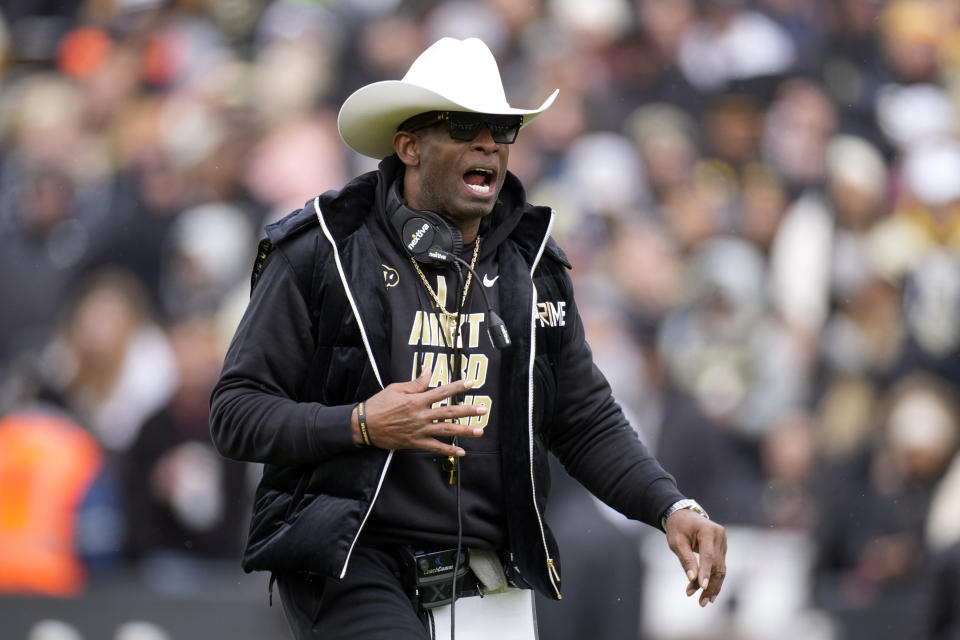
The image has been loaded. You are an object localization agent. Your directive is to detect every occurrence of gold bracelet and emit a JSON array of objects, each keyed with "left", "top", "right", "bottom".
[{"left": 357, "top": 401, "right": 372, "bottom": 446}]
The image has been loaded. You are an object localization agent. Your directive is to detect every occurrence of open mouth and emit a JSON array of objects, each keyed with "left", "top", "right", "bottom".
[{"left": 463, "top": 167, "right": 495, "bottom": 195}]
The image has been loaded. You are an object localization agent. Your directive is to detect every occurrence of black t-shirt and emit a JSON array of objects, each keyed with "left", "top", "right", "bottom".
[{"left": 363, "top": 221, "right": 506, "bottom": 551}]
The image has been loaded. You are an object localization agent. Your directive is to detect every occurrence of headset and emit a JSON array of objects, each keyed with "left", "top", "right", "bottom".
[
  {"left": 387, "top": 179, "right": 463, "bottom": 267},
  {"left": 386, "top": 180, "right": 511, "bottom": 350}
]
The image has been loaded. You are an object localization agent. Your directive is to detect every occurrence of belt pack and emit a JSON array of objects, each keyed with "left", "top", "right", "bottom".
[{"left": 400, "top": 546, "right": 512, "bottom": 610}]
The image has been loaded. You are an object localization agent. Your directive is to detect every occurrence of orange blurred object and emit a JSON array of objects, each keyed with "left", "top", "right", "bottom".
[
  {"left": 0, "top": 411, "right": 102, "bottom": 596},
  {"left": 58, "top": 26, "right": 112, "bottom": 78}
]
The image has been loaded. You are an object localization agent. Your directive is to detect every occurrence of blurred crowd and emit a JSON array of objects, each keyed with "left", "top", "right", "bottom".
[{"left": 1, "top": 0, "right": 960, "bottom": 639}]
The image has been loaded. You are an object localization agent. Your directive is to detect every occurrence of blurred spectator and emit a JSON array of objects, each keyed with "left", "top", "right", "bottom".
[
  {"left": 0, "top": 162, "right": 88, "bottom": 373},
  {"left": 158, "top": 202, "right": 256, "bottom": 320},
  {"left": 624, "top": 102, "right": 699, "bottom": 202},
  {"left": 677, "top": 0, "right": 797, "bottom": 94},
  {"left": 815, "top": 372, "right": 960, "bottom": 640},
  {"left": 122, "top": 318, "right": 249, "bottom": 587},
  {"left": 38, "top": 269, "right": 176, "bottom": 454},
  {"left": 0, "top": 72, "right": 113, "bottom": 379},
  {"left": 821, "top": 0, "right": 889, "bottom": 146},
  {"left": 879, "top": 0, "right": 944, "bottom": 85},
  {"left": 770, "top": 134, "right": 889, "bottom": 339},
  {"left": 658, "top": 236, "right": 807, "bottom": 446},
  {"left": 243, "top": 110, "right": 348, "bottom": 218},
  {"left": 870, "top": 138, "right": 960, "bottom": 281},
  {"left": 87, "top": 92, "right": 211, "bottom": 307},
  {"left": 763, "top": 77, "right": 838, "bottom": 195},
  {"left": 762, "top": 411, "right": 818, "bottom": 530},
  {"left": 608, "top": 217, "right": 684, "bottom": 344}
]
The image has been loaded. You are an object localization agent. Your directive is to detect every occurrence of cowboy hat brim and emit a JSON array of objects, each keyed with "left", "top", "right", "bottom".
[{"left": 338, "top": 81, "right": 559, "bottom": 160}]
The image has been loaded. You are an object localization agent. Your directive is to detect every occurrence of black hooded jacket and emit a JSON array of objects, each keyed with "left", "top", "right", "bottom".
[{"left": 209, "top": 156, "right": 686, "bottom": 599}]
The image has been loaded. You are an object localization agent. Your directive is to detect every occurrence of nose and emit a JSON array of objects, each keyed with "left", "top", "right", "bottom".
[{"left": 471, "top": 125, "right": 499, "bottom": 152}]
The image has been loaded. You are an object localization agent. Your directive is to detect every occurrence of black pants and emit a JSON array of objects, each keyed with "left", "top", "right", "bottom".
[{"left": 277, "top": 545, "right": 429, "bottom": 639}]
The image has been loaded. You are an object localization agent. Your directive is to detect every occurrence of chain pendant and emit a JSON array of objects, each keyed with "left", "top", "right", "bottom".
[
  {"left": 442, "top": 456, "right": 457, "bottom": 485},
  {"left": 444, "top": 315, "right": 460, "bottom": 346}
]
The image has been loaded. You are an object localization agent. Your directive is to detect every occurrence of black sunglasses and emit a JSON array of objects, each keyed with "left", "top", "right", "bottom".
[{"left": 399, "top": 111, "right": 524, "bottom": 144}]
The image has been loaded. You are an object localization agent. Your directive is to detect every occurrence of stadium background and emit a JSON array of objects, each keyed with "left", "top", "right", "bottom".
[{"left": 1, "top": 0, "right": 959, "bottom": 638}]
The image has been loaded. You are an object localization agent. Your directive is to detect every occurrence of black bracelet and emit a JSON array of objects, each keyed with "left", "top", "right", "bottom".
[{"left": 357, "top": 401, "right": 372, "bottom": 447}]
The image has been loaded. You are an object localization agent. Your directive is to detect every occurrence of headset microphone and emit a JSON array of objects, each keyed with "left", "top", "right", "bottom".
[{"left": 431, "top": 249, "right": 512, "bottom": 351}]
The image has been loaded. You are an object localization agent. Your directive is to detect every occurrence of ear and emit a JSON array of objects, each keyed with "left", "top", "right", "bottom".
[{"left": 393, "top": 131, "right": 421, "bottom": 167}]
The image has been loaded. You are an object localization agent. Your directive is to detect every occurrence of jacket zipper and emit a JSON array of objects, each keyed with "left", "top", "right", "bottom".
[
  {"left": 313, "top": 197, "right": 393, "bottom": 579},
  {"left": 527, "top": 210, "right": 562, "bottom": 600}
]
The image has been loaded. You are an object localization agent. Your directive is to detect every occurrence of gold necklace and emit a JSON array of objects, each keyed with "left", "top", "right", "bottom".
[
  {"left": 410, "top": 237, "right": 482, "bottom": 486},
  {"left": 410, "top": 236, "right": 481, "bottom": 318}
]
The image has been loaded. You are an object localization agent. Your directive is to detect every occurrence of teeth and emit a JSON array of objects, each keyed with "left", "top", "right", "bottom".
[
  {"left": 471, "top": 168, "right": 494, "bottom": 174},
  {"left": 466, "top": 183, "right": 492, "bottom": 194}
]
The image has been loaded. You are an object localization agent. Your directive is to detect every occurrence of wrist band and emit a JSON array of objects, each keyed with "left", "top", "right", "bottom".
[{"left": 357, "top": 401, "right": 372, "bottom": 447}]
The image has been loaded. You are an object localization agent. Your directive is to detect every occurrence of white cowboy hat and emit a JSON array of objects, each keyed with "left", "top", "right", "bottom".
[{"left": 338, "top": 37, "right": 558, "bottom": 159}]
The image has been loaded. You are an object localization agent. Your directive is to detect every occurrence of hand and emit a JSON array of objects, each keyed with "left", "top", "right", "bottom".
[
  {"left": 354, "top": 368, "right": 486, "bottom": 457},
  {"left": 665, "top": 509, "right": 727, "bottom": 607}
]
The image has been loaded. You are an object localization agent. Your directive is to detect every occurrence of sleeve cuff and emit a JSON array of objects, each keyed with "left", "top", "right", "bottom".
[
  {"left": 306, "top": 403, "right": 362, "bottom": 457},
  {"left": 641, "top": 477, "right": 687, "bottom": 531}
]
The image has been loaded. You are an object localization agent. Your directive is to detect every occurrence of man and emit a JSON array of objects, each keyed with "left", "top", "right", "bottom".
[{"left": 210, "top": 37, "right": 726, "bottom": 640}]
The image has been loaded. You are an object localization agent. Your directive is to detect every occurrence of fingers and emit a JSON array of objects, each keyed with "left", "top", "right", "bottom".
[
  {"left": 401, "top": 370, "right": 480, "bottom": 414},
  {"left": 686, "top": 529, "right": 725, "bottom": 607},
  {"left": 424, "top": 375, "right": 476, "bottom": 404},
  {"left": 672, "top": 535, "right": 701, "bottom": 597},
  {"left": 365, "top": 369, "right": 488, "bottom": 454},
  {"left": 407, "top": 367, "right": 432, "bottom": 391},
  {"left": 428, "top": 397, "right": 486, "bottom": 428},
  {"left": 666, "top": 512, "right": 727, "bottom": 608},
  {"left": 696, "top": 526, "right": 727, "bottom": 606},
  {"left": 408, "top": 418, "right": 486, "bottom": 458},
  {"left": 418, "top": 412, "right": 486, "bottom": 455},
  {"left": 410, "top": 436, "right": 467, "bottom": 459},
  {"left": 433, "top": 418, "right": 483, "bottom": 438},
  {"left": 417, "top": 373, "right": 487, "bottom": 435}
]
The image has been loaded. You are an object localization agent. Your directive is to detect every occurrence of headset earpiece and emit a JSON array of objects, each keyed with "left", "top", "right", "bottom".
[{"left": 387, "top": 181, "right": 462, "bottom": 266}]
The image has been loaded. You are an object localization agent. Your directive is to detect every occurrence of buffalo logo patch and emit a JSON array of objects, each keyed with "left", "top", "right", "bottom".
[{"left": 382, "top": 264, "right": 400, "bottom": 288}]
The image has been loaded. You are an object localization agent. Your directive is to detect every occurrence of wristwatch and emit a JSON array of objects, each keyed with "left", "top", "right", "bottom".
[{"left": 660, "top": 499, "right": 709, "bottom": 532}]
